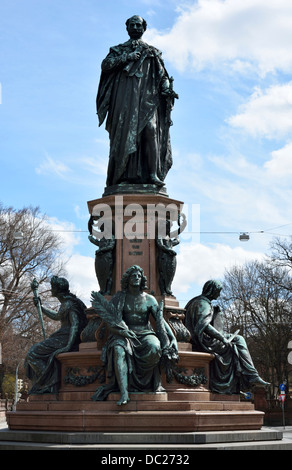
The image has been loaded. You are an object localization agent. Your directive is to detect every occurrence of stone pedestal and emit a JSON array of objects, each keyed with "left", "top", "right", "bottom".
[
  {"left": 6, "top": 342, "right": 264, "bottom": 432},
  {"left": 58, "top": 342, "right": 213, "bottom": 402},
  {"left": 87, "top": 191, "right": 184, "bottom": 303}
]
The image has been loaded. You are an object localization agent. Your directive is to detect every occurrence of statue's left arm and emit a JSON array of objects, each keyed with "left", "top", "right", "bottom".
[
  {"left": 66, "top": 309, "right": 80, "bottom": 351},
  {"left": 150, "top": 301, "right": 178, "bottom": 352},
  {"left": 163, "top": 316, "right": 178, "bottom": 351},
  {"left": 56, "top": 304, "right": 80, "bottom": 354},
  {"left": 158, "top": 59, "right": 179, "bottom": 103}
]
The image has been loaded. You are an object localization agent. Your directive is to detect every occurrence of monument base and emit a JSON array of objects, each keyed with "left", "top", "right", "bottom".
[
  {"left": 6, "top": 343, "right": 264, "bottom": 433},
  {"left": 6, "top": 395, "right": 263, "bottom": 433}
]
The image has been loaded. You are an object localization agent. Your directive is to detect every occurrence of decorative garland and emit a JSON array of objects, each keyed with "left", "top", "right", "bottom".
[
  {"left": 172, "top": 366, "right": 207, "bottom": 387},
  {"left": 64, "top": 366, "right": 105, "bottom": 387},
  {"left": 64, "top": 364, "right": 207, "bottom": 388}
]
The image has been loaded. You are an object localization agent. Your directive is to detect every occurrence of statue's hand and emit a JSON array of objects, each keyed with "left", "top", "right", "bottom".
[
  {"left": 128, "top": 51, "right": 141, "bottom": 61},
  {"left": 168, "top": 336, "right": 178, "bottom": 352},
  {"left": 121, "top": 329, "right": 139, "bottom": 342},
  {"left": 221, "top": 336, "right": 231, "bottom": 348},
  {"left": 162, "top": 88, "right": 179, "bottom": 100},
  {"left": 33, "top": 296, "right": 41, "bottom": 307}
]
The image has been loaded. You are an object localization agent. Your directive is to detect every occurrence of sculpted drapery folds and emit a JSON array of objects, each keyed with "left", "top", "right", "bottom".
[
  {"left": 184, "top": 280, "right": 269, "bottom": 394},
  {"left": 96, "top": 15, "right": 177, "bottom": 188},
  {"left": 90, "top": 265, "right": 178, "bottom": 405},
  {"left": 25, "top": 276, "right": 87, "bottom": 395}
]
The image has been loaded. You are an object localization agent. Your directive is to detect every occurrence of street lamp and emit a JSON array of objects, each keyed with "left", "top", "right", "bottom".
[{"left": 239, "top": 232, "right": 250, "bottom": 242}]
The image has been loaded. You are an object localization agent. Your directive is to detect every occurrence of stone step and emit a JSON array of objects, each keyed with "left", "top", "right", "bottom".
[
  {"left": 0, "top": 426, "right": 282, "bottom": 444},
  {"left": 6, "top": 408, "right": 264, "bottom": 433},
  {"left": 15, "top": 398, "right": 254, "bottom": 413},
  {"left": 1, "top": 440, "right": 292, "bottom": 450},
  {"left": 0, "top": 427, "right": 290, "bottom": 450}
]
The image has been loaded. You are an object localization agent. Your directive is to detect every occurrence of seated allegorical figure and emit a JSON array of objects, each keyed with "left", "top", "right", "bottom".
[
  {"left": 184, "top": 280, "right": 269, "bottom": 394},
  {"left": 90, "top": 265, "right": 178, "bottom": 405},
  {"left": 25, "top": 276, "right": 87, "bottom": 395}
]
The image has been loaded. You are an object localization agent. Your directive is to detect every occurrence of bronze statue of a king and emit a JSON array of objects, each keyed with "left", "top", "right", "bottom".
[{"left": 96, "top": 15, "right": 178, "bottom": 188}]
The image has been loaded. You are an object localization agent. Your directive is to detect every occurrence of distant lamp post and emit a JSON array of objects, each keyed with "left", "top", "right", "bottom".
[{"left": 239, "top": 232, "right": 250, "bottom": 242}]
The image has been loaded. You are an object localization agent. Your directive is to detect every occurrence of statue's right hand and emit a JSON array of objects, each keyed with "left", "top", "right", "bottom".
[
  {"left": 128, "top": 51, "right": 141, "bottom": 61},
  {"left": 121, "top": 329, "right": 140, "bottom": 344},
  {"left": 124, "top": 329, "right": 137, "bottom": 339},
  {"left": 221, "top": 337, "right": 230, "bottom": 348},
  {"left": 33, "top": 296, "right": 41, "bottom": 307}
]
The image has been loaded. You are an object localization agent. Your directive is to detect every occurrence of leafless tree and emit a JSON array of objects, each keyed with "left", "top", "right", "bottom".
[
  {"left": 270, "top": 237, "right": 292, "bottom": 269},
  {"left": 0, "top": 204, "right": 67, "bottom": 391},
  {"left": 221, "top": 259, "right": 292, "bottom": 396}
]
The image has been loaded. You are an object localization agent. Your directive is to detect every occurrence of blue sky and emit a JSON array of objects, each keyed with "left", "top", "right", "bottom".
[{"left": 1, "top": 0, "right": 292, "bottom": 305}]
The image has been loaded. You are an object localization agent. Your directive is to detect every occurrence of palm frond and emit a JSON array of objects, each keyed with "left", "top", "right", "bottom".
[{"left": 90, "top": 291, "right": 126, "bottom": 330}]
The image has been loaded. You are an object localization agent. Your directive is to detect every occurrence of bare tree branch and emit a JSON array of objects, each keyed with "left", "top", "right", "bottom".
[{"left": 0, "top": 204, "right": 68, "bottom": 380}]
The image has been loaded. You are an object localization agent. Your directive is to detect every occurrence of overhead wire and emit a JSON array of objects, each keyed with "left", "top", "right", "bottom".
[{"left": 40, "top": 221, "right": 292, "bottom": 236}]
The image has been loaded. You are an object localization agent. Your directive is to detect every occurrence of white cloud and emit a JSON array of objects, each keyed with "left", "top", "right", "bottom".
[
  {"left": 46, "top": 217, "right": 81, "bottom": 256},
  {"left": 35, "top": 153, "right": 107, "bottom": 189},
  {"left": 209, "top": 154, "right": 261, "bottom": 181},
  {"left": 35, "top": 154, "right": 72, "bottom": 178},
  {"left": 225, "top": 82, "right": 292, "bottom": 181},
  {"left": 227, "top": 83, "right": 292, "bottom": 138},
  {"left": 173, "top": 242, "right": 265, "bottom": 299},
  {"left": 81, "top": 156, "right": 107, "bottom": 176},
  {"left": 74, "top": 205, "right": 90, "bottom": 221},
  {"left": 173, "top": 145, "right": 292, "bottom": 244},
  {"left": 265, "top": 142, "right": 292, "bottom": 178},
  {"left": 145, "top": 0, "right": 292, "bottom": 75},
  {"left": 65, "top": 254, "right": 96, "bottom": 306},
  {"left": 43, "top": 217, "right": 97, "bottom": 305}
]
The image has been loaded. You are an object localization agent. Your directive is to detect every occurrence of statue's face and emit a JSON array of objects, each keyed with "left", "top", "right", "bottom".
[
  {"left": 51, "top": 283, "right": 58, "bottom": 297},
  {"left": 212, "top": 286, "right": 222, "bottom": 300},
  {"left": 129, "top": 270, "right": 142, "bottom": 287},
  {"left": 127, "top": 17, "right": 144, "bottom": 39}
]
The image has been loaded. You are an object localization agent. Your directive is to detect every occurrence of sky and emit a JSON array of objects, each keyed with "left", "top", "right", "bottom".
[{"left": 1, "top": 0, "right": 292, "bottom": 307}]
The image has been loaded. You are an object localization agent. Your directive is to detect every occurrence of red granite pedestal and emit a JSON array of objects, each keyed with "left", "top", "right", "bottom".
[
  {"left": 6, "top": 342, "right": 264, "bottom": 432},
  {"left": 87, "top": 191, "right": 185, "bottom": 307}
]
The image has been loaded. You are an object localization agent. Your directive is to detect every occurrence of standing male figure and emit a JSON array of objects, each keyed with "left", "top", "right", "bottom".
[{"left": 96, "top": 15, "right": 177, "bottom": 187}]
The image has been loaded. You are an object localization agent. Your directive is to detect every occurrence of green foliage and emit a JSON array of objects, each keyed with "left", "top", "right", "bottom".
[{"left": 2, "top": 374, "right": 15, "bottom": 398}]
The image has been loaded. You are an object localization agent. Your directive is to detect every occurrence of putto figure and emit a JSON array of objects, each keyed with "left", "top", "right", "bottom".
[
  {"left": 184, "top": 280, "right": 270, "bottom": 394},
  {"left": 25, "top": 276, "right": 87, "bottom": 394},
  {"left": 90, "top": 265, "right": 178, "bottom": 405},
  {"left": 96, "top": 15, "right": 178, "bottom": 188}
]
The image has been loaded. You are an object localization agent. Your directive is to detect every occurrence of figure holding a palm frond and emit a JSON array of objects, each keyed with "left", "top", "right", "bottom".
[{"left": 91, "top": 265, "right": 178, "bottom": 405}]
